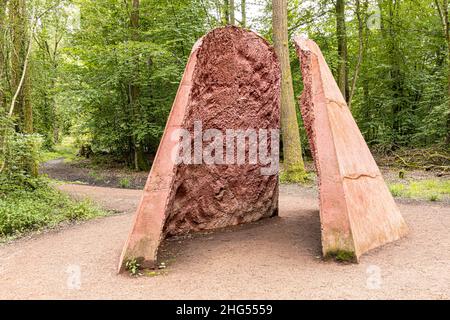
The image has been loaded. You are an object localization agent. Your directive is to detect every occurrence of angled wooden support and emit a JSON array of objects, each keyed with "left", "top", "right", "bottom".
[
  {"left": 118, "top": 27, "right": 280, "bottom": 272},
  {"left": 294, "top": 37, "right": 408, "bottom": 261}
]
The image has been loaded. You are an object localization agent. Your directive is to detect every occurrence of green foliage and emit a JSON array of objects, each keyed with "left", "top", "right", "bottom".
[
  {"left": 0, "top": 178, "right": 106, "bottom": 238},
  {"left": 4, "top": 0, "right": 450, "bottom": 176},
  {"left": 324, "top": 250, "right": 357, "bottom": 263},
  {"left": 428, "top": 194, "right": 440, "bottom": 202},
  {"left": 64, "top": 198, "right": 105, "bottom": 221},
  {"left": 0, "top": 116, "right": 41, "bottom": 179},
  {"left": 57, "top": 0, "right": 208, "bottom": 169},
  {"left": 286, "top": 0, "right": 450, "bottom": 150},
  {"left": 280, "top": 163, "right": 309, "bottom": 183},
  {"left": 31, "top": 1, "right": 74, "bottom": 150},
  {"left": 118, "top": 177, "right": 131, "bottom": 189},
  {"left": 40, "top": 137, "right": 78, "bottom": 163},
  {"left": 1, "top": 115, "right": 106, "bottom": 238},
  {"left": 389, "top": 183, "right": 405, "bottom": 197},
  {"left": 125, "top": 258, "right": 141, "bottom": 277},
  {"left": 87, "top": 170, "right": 102, "bottom": 182},
  {"left": 389, "top": 179, "right": 450, "bottom": 201}
]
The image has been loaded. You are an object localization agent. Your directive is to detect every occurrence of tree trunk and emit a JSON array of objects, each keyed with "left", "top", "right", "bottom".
[
  {"left": 8, "top": 0, "right": 37, "bottom": 176},
  {"left": 9, "top": 0, "right": 32, "bottom": 132},
  {"left": 0, "top": 1, "right": 7, "bottom": 112},
  {"left": 348, "top": 0, "right": 367, "bottom": 109},
  {"left": 9, "top": 0, "right": 24, "bottom": 124},
  {"left": 223, "top": 0, "right": 230, "bottom": 25},
  {"left": 435, "top": 0, "right": 450, "bottom": 145},
  {"left": 272, "top": 0, "right": 306, "bottom": 182},
  {"left": 129, "top": 0, "right": 148, "bottom": 171},
  {"left": 362, "top": 7, "right": 371, "bottom": 139},
  {"left": 229, "top": 0, "right": 235, "bottom": 25},
  {"left": 241, "top": 0, "right": 246, "bottom": 28},
  {"left": 387, "top": 0, "right": 403, "bottom": 146},
  {"left": 22, "top": 59, "right": 32, "bottom": 134},
  {"left": 335, "top": 0, "right": 349, "bottom": 102},
  {"left": 444, "top": 0, "right": 450, "bottom": 146},
  {"left": 21, "top": 0, "right": 32, "bottom": 134}
]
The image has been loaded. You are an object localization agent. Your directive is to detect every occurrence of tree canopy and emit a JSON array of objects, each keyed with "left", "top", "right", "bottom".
[{"left": 1, "top": 0, "right": 449, "bottom": 175}]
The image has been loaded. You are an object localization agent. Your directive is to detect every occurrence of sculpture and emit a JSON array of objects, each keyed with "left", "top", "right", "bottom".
[
  {"left": 118, "top": 29, "right": 408, "bottom": 272},
  {"left": 118, "top": 27, "right": 281, "bottom": 271},
  {"left": 294, "top": 37, "right": 408, "bottom": 261}
]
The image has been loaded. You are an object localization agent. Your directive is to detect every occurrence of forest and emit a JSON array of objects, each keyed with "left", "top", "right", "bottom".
[{"left": 1, "top": 0, "right": 449, "bottom": 238}]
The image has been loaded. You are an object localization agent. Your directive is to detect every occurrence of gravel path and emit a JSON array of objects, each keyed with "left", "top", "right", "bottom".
[{"left": 0, "top": 184, "right": 449, "bottom": 299}]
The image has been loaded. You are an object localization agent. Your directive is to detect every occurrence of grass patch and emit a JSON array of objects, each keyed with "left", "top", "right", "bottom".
[
  {"left": 40, "top": 137, "right": 78, "bottom": 163},
  {"left": 88, "top": 170, "right": 103, "bottom": 182},
  {"left": 119, "top": 177, "right": 131, "bottom": 188},
  {"left": 389, "top": 179, "right": 450, "bottom": 201},
  {"left": 0, "top": 178, "right": 107, "bottom": 239}
]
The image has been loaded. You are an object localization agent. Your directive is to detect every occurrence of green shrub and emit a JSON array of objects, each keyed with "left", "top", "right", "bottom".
[
  {"left": 64, "top": 199, "right": 106, "bottom": 221},
  {"left": 1, "top": 116, "right": 41, "bottom": 181},
  {"left": 0, "top": 117, "right": 107, "bottom": 239},
  {"left": 389, "top": 184, "right": 405, "bottom": 197},
  {"left": 118, "top": 177, "right": 131, "bottom": 188},
  {"left": 0, "top": 178, "right": 107, "bottom": 238}
]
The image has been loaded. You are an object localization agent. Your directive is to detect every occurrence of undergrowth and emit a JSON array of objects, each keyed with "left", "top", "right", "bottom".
[
  {"left": 0, "top": 176, "right": 107, "bottom": 239},
  {"left": 389, "top": 179, "right": 450, "bottom": 201},
  {"left": 40, "top": 137, "right": 78, "bottom": 163}
]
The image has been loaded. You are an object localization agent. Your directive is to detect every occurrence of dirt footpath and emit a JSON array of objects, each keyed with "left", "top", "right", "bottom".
[{"left": 0, "top": 184, "right": 449, "bottom": 299}]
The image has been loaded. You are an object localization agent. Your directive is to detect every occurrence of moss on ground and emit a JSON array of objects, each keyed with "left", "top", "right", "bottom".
[
  {"left": 324, "top": 250, "right": 357, "bottom": 263},
  {"left": 279, "top": 163, "right": 309, "bottom": 183}
]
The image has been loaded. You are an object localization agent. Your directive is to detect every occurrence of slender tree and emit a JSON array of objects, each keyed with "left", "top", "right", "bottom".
[
  {"left": 336, "top": 0, "right": 349, "bottom": 102},
  {"left": 229, "top": 0, "right": 235, "bottom": 25},
  {"left": 348, "top": 0, "right": 368, "bottom": 109},
  {"left": 9, "top": 0, "right": 25, "bottom": 124},
  {"left": 33, "top": 7, "right": 66, "bottom": 146},
  {"left": 387, "top": 0, "right": 404, "bottom": 145},
  {"left": 22, "top": 0, "right": 32, "bottom": 135},
  {"left": 0, "top": 1, "right": 7, "bottom": 112},
  {"left": 272, "top": 0, "right": 307, "bottom": 182},
  {"left": 241, "top": 0, "right": 246, "bottom": 28},
  {"left": 435, "top": 0, "right": 450, "bottom": 145},
  {"left": 223, "top": 0, "right": 230, "bottom": 24},
  {"left": 8, "top": 0, "right": 37, "bottom": 175},
  {"left": 129, "top": 0, "right": 148, "bottom": 170}
]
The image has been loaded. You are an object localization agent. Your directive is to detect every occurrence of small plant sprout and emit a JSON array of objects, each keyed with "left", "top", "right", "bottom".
[
  {"left": 428, "top": 194, "right": 440, "bottom": 202},
  {"left": 119, "top": 177, "right": 131, "bottom": 188},
  {"left": 125, "top": 258, "right": 142, "bottom": 277}
]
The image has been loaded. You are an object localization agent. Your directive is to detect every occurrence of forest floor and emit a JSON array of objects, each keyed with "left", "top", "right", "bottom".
[
  {"left": 0, "top": 182, "right": 449, "bottom": 299},
  {"left": 40, "top": 157, "right": 149, "bottom": 189}
]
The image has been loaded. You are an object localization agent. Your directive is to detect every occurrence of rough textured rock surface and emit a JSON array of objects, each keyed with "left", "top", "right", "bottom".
[
  {"left": 119, "top": 27, "right": 280, "bottom": 271},
  {"left": 294, "top": 37, "right": 408, "bottom": 261}
]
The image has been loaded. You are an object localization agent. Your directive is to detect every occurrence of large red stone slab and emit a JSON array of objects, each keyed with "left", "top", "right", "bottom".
[
  {"left": 294, "top": 37, "right": 408, "bottom": 261},
  {"left": 118, "top": 27, "right": 280, "bottom": 271}
]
